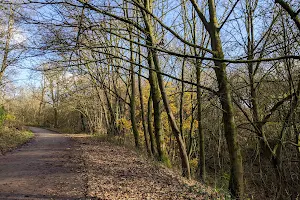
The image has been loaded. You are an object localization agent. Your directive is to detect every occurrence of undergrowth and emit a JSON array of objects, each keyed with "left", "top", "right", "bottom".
[{"left": 0, "top": 127, "right": 34, "bottom": 154}]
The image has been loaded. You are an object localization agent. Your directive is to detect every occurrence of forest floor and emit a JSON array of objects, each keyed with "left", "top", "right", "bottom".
[{"left": 0, "top": 127, "right": 221, "bottom": 200}]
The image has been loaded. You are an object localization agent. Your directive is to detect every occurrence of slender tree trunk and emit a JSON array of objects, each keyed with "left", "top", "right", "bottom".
[
  {"left": 245, "top": 2, "right": 265, "bottom": 150},
  {"left": 179, "top": 58, "right": 185, "bottom": 142},
  {"left": 214, "top": 62, "right": 244, "bottom": 198},
  {"left": 147, "top": 91, "right": 156, "bottom": 155},
  {"left": 79, "top": 112, "right": 86, "bottom": 132},
  {"left": 141, "top": 0, "right": 190, "bottom": 177},
  {"left": 38, "top": 74, "right": 46, "bottom": 125},
  {"left": 129, "top": 27, "right": 140, "bottom": 148},
  {"left": 54, "top": 107, "right": 58, "bottom": 128},
  {"left": 138, "top": 66, "right": 150, "bottom": 154},
  {"left": 191, "top": 6, "right": 206, "bottom": 181},
  {"left": 196, "top": 58, "right": 205, "bottom": 182},
  {"left": 189, "top": 0, "right": 244, "bottom": 192},
  {"left": 95, "top": 86, "right": 109, "bottom": 133},
  {"left": 187, "top": 94, "right": 195, "bottom": 159},
  {"left": 140, "top": 0, "right": 167, "bottom": 162},
  {"left": 103, "top": 87, "right": 118, "bottom": 135},
  {"left": 151, "top": 50, "right": 190, "bottom": 177},
  {"left": 208, "top": 0, "right": 244, "bottom": 197},
  {"left": 148, "top": 51, "right": 168, "bottom": 162}
]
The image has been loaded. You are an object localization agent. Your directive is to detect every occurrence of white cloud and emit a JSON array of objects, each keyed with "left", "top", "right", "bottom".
[
  {"left": 0, "top": 24, "right": 26, "bottom": 45},
  {"left": 12, "top": 27, "right": 26, "bottom": 44}
]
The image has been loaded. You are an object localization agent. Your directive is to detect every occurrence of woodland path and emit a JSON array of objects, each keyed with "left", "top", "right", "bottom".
[
  {"left": 0, "top": 127, "right": 85, "bottom": 200},
  {"left": 0, "top": 127, "right": 217, "bottom": 200}
]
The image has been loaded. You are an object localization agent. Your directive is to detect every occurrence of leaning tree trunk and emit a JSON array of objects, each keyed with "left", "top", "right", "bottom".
[
  {"left": 152, "top": 49, "right": 191, "bottom": 177},
  {"left": 140, "top": 0, "right": 189, "bottom": 176}
]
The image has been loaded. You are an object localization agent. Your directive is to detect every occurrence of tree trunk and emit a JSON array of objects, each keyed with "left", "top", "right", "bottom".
[
  {"left": 147, "top": 91, "right": 156, "bottom": 155},
  {"left": 54, "top": 107, "right": 58, "bottom": 128},
  {"left": 141, "top": 0, "right": 190, "bottom": 177},
  {"left": 80, "top": 112, "right": 86, "bottom": 132},
  {"left": 138, "top": 54, "right": 150, "bottom": 155},
  {"left": 208, "top": 0, "right": 244, "bottom": 197},
  {"left": 129, "top": 28, "right": 140, "bottom": 149},
  {"left": 196, "top": 58, "right": 205, "bottom": 182},
  {"left": 148, "top": 51, "right": 167, "bottom": 162},
  {"left": 151, "top": 50, "right": 190, "bottom": 177}
]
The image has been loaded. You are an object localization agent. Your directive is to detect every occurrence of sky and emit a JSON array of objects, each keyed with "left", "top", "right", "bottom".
[
  {"left": 0, "top": 2, "right": 57, "bottom": 89},
  {"left": 1, "top": 0, "right": 299, "bottom": 91}
]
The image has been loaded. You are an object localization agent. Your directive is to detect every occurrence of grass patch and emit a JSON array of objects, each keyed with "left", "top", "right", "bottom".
[{"left": 0, "top": 127, "right": 34, "bottom": 154}]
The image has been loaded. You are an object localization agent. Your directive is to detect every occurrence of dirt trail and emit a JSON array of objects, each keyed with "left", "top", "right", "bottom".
[
  {"left": 0, "top": 127, "right": 219, "bottom": 200},
  {"left": 0, "top": 127, "right": 85, "bottom": 200}
]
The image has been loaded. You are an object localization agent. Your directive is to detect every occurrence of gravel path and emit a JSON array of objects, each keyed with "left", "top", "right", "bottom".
[{"left": 0, "top": 127, "right": 85, "bottom": 200}]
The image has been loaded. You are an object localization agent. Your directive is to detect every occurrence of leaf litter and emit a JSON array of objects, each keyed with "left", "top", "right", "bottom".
[{"left": 72, "top": 136, "right": 223, "bottom": 200}]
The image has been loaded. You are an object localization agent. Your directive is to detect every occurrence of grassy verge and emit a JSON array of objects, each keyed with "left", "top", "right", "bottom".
[{"left": 0, "top": 127, "right": 34, "bottom": 154}]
